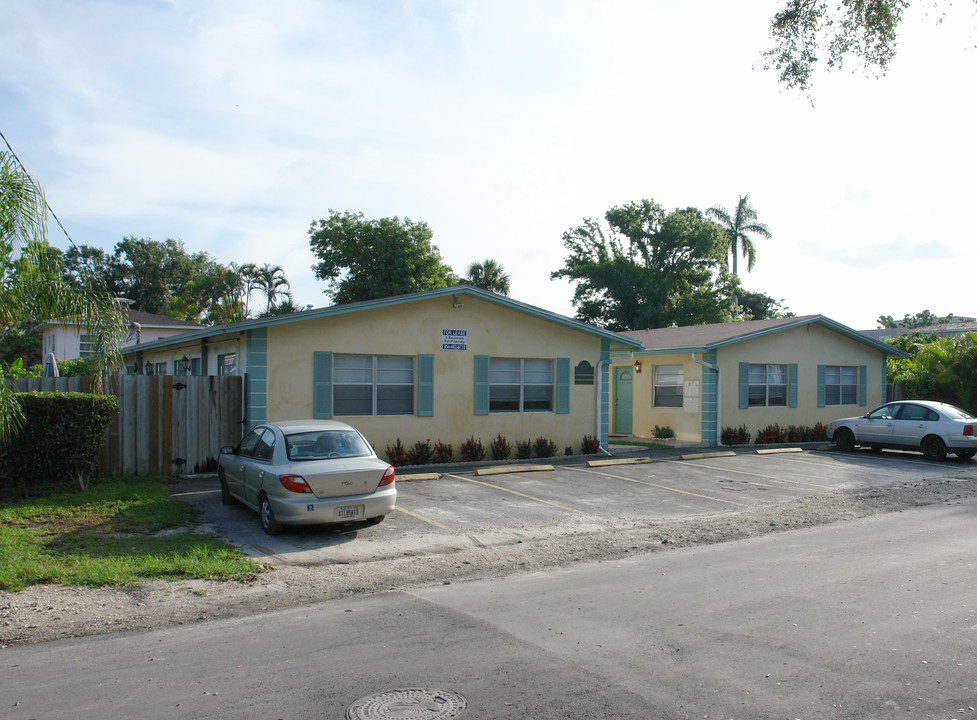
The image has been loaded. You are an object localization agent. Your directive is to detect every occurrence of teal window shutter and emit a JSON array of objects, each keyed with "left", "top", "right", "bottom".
[
  {"left": 738, "top": 362, "right": 749, "bottom": 409},
  {"left": 858, "top": 365, "right": 868, "bottom": 406},
  {"left": 474, "top": 355, "right": 490, "bottom": 415},
  {"left": 417, "top": 354, "right": 434, "bottom": 417},
  {"left": 313, "top": 351, "right": 333, "bottom": 419},
  {"left": 556, "top": 357, "right": 570, "bottom": 414},
  {"left": 817, "top": 365, "right": 826, "bottom": 408},
  {"left": 789, "top": 363, "right": 798, "bottom": 408}
]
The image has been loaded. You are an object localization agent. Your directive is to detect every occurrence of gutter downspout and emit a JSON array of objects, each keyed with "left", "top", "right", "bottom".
[{"left": 692, "top": 352, "right": 720, "bottom": 446}]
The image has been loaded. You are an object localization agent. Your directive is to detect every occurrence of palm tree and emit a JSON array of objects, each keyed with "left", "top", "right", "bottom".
[
  {"left": 1, "top": 150, "right": 127, "bottom": 441},
  {"left": 255, "top": 264, "right": 292, "bottom": 313},
  {"left": 466, "top": 259, "right": 511, "bottom": 295},
  {"left": 706, "top": 195, "right": 772, "bottom": 276}
]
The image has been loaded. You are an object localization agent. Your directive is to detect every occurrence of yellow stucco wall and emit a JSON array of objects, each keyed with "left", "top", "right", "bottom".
[
  {"left": 610, "top": 356, "right": 705, "bottom": 442},
  {"left": 718, "top": 323, "right": 885, "bottom": 435},
  {"left": 259, "top": 295, "right": 608, "bottom": 455}
]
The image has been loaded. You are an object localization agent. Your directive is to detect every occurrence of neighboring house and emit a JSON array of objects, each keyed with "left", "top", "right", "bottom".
[
  {"left": 42, "top": 306, "right": 203, "bottom": 362},
  {"left": 121, "top": 286, "right": 644, "bottom": 454},
  {"left": 860, "top": 321, "right": 977, "bottom": 343},
  {"left": 617, "top": 316, "right": 908, "bottom": 445}
]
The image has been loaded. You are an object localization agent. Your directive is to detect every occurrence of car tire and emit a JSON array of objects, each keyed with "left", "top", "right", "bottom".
[
  {"left": 259, "top": 495, "right": 283, "bottom": 535},
  {"left": 219, "top": 471, "right": 235, "bottom": 506},
  {"left": 834, "top": 427, "right": 855, "bottom": 451},
  {"left": 921, "top": 436, "right": 947, "bottom": 461},
  {"left": 955, "top": 450, "right": 976, "bottom": 460}
]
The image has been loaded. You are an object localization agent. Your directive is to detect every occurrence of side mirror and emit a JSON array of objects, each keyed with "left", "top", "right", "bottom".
[{"left": 220, "top": 445, "right": 236, "bottom": 455}]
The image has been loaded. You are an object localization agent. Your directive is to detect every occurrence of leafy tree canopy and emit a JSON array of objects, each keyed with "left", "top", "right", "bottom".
[
  {"left": 551, "top": 199, "right": 738, "bottom": 331},
  {"left": 877, "top": 309, "right": 955, "bottom": 329},
  {"left": 737, "top": 290, "right": 792, "bottom": 320},
  {"left": 309, "top": 210, "right": 456, "bottom": 304},
  {"left": 764, "top": 0, "right": 971, "bottom": 92}
]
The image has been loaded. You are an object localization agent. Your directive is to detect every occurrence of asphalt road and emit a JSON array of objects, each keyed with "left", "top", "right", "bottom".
[{"left": 4, "top": 493, "right": 976, "bottom": 719}]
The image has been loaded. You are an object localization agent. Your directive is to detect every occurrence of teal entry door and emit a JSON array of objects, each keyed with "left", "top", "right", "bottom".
[{"left": 614, "top": 366, "right": 634, "bottom": 434}]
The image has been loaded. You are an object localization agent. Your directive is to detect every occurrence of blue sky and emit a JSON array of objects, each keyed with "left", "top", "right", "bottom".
[{"left": 2, "top": 0, "right": 975, "bottom": 329}]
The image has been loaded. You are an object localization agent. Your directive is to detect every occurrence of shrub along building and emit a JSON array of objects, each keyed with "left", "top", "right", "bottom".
[
  {"left": 120, "top": 286, "right": 644, "bottom": 457},
  {"left": 120, "top": 290, "right": 907, "bottom": 456},
  {"left": 614, "top": 316, "right": 907, "bottom": 445}
]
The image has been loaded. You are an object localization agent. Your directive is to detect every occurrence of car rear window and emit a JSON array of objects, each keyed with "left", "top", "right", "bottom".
[
  {"left": 940, "top": 405, "right": 977, "bottom": 421},
  {"left": 284, "top": 430, "right": 372, "bottom": 461}
]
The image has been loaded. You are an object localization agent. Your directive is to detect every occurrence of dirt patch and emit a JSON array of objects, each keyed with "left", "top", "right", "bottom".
[{"left": 3, "top": 473, "right": 976, "bottom": 647}]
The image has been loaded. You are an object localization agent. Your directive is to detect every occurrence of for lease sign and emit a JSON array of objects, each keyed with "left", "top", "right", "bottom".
[{"left": 442, "top": 329, "right": 467, "bottom": 351}]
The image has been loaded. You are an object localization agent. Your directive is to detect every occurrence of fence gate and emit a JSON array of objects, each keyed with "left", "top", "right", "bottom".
[{"left": 11, "top": 375, "right": 244, "bottom": 477}]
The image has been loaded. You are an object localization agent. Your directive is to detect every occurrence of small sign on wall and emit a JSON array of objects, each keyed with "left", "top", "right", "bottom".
[{"left": 442, "top": 329, "right": 467, "bottom": 351}]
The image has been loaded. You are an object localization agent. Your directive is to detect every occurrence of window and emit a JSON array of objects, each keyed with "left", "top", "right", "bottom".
[
  {"left": 154, "top": 362, "right": 167, "bottom": 375},
  {"left": 654, "top": 364, "right": 684, "bottom": 408},
  {"left": 79, "top": 334, "right": 96, "bottom": 359},
  {"left": 218, "top": 353, "right": 237, "bottom": 376},
  {"left": 749, "top": 364, "right": 787, "bottom": 407},
  {"left": 333, "top": 354, "right": 414, "bottom": 416},
  {"left": 824, "top": 366, "right": 857, "bottom": 405},
  {"left": 489, "top": 358, "right": 553, "bottom": 412},
  {"left": 285, "top": 429, "right": 372, "bottom": 460}
]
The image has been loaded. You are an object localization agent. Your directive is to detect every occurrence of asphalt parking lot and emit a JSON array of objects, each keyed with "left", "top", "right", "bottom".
[{"left": 172, "top": 446, "right": 973, "bottom": 566}]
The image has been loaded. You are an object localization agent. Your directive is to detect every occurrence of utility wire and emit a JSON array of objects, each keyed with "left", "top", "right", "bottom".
[{"left": 0, "top": 128, "right": 80, "bottom": 252}]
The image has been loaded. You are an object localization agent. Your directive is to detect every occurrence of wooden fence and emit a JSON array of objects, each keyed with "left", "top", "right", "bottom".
[{"left": 10, "top": 375, "right": 244, "bottom": 477}]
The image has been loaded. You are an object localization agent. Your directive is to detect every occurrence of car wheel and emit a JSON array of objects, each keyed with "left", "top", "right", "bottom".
[
  {"left": 219, "top": 470, "right": 235, "bottom": 506},
  {"left": 955, "top": 450, "right": 976, "bottom": 460},
  {"left": 921, "top": 436, "right": 947, "bottom": 461},
  {"left": 834, "top": 427, "right": 855, "bottom": 451},
  {"left": 259, "top": 495, "right": 283, "bottom": 535}
]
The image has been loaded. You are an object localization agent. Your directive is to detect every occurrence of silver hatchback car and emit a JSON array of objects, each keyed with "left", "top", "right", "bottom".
[
  {"left": 218, "top": 420, "right": 396, "bottom": 534},
  {"left": 827, "top": 400, "right": 977, "bottom": 461}
]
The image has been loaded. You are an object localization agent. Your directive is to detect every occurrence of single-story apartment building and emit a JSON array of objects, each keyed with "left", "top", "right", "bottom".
[
  {"left": 121, "top": 285, "right": 644, "bottom": 456},
  {"left": 120, "top": 288, "right": 907, "bottom": 454},
  {"left": 614, "top": 315, "right": 908, "bottom": 445}
]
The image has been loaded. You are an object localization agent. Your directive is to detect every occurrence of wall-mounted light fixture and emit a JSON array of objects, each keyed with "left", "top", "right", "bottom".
[
  {"left": 452, "top": 294, "right": 463, "bottom": 309},
  {"left": 633, "top": 359, "right": 642, "bottom": 373}
]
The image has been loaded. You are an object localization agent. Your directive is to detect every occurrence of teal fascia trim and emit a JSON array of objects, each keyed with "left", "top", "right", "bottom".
[
  {"left": 246, "top": 328, "right": 267, "bottom": 429},
  {"left": 599, "top": 339, "right": 611, "bottom": 449},
  {"left": 700, "top": 349, "right": 719, "bottom": 446}
]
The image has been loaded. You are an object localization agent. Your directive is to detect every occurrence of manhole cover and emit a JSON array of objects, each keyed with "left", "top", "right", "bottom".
[{"left": 345, "top": 688, "right": 467, "bottom": 719}]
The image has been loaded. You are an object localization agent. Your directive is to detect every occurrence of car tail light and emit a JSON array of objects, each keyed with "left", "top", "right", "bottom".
[
  {"left": 279, "top": 474, "right": 313, "bottom": 493},
  {"left": 965, "top": 425, "right": 974, "bottom": 437},
  {"left": 378, "top": 466, "right": 396, "bottom": 488}
]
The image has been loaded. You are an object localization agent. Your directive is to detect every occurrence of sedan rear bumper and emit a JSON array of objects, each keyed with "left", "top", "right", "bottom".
[{"left": 268, "top": 485, "right": 397, "bottom": 525}]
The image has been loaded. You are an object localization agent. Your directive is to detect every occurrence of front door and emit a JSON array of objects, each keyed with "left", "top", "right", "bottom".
[{"left": 614, "top": 367, "right": 633, "bottom": 434}]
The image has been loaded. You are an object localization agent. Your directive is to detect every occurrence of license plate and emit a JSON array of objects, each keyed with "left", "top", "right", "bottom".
[{"left": 337, "top": 505, "right": 363, "bottom": 520}]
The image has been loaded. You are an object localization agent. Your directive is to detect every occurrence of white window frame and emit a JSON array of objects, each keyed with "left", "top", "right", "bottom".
[
  {"left": 748, "top": 363, "right": 787, "bottom": 407},
  {"left": 488, "top": 358, "right": 554, "bottom": 413},
  {"left": 824, "top": 365, "right": 858, "bottom": 406},
  {"left": 79, "top": 334, "right": 96, "bottom": 359},
  {"left": 653, "top": 364, "right": 684, "bottom": 408},
  {"left": 333, "top": 354, "right": 414, "bottom": 416},
  {"left": 218, "top": 353, "right": 237, "bottom": 376}
]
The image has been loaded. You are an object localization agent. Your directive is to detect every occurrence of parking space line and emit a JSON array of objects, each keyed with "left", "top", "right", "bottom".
[
  {"left": 661, "top": 458, "right": 834, "bottom": 489},
  {"left": 566, "top": 466, "right": 746, "bottom": 507},
  {"left": 394, "top": 506, "right": 463, "bottom": 533},
  {"left": 444, "top": 473, "right": 588, "bottom": 515}
]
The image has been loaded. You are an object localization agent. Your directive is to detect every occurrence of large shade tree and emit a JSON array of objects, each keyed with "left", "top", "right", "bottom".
[
  {"left": 551, "top": 199, "right": 737, "bottom": 331},
  {"left": 308, "top": 210, "right": 456, "bottom": 304},
  {"left": 1, "top": 150, "right": 127, "bottom": 441}
]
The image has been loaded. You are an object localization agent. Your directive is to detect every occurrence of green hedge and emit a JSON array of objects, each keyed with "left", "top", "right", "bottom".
[{"left": 0, "top": 392, "right": 118, "bottom": 497}]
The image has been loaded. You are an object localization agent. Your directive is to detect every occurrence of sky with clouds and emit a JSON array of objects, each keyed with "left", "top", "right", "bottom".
[{"left": 2, "top": 0, "right": 975, "bottom": 330}]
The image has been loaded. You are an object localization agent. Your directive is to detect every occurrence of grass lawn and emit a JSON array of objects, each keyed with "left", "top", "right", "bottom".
[{"left": 0, "top": 477, "right": 267, "bottom": 592}]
